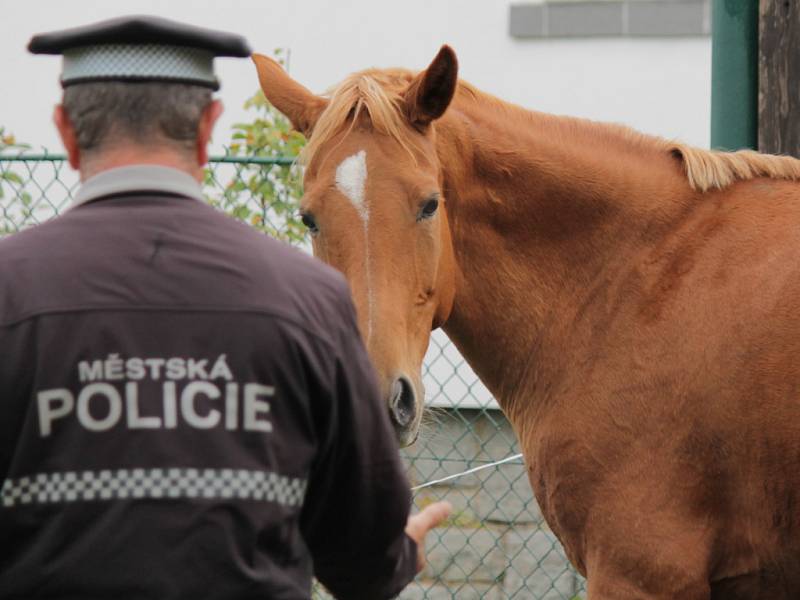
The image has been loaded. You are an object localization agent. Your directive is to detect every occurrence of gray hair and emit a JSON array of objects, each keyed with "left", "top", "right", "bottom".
[{"left": 62, "top": 82, "right": 213, "bottom": 155}]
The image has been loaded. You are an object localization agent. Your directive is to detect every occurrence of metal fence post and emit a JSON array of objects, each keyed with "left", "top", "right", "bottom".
[{"left": 710, "top": 0, "right": 759, "bottom": 151}]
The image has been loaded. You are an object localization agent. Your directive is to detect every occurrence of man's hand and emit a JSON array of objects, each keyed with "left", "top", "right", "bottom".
[{"left": 404, "top": 501, "right": 452, "bottom": 572}]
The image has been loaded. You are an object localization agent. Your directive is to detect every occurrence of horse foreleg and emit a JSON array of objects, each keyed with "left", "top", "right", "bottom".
[
  {"left": 586, "top": 571, "right": 710, "bottom": 600},
  {"left": 583, "top": 532, "right": 712, "bottom": 600}
]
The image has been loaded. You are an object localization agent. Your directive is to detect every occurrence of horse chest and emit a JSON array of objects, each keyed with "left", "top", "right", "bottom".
[{"left": 520, "top": 418, "right": 610, "bottom": 575}]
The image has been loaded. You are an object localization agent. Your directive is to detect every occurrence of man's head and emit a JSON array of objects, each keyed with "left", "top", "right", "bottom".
[
  {"left": 54, "top": 82, "right": 222, "bottom": 180},
  {"left": 29, "top": 15, "right": 250, "bottom": 180}
]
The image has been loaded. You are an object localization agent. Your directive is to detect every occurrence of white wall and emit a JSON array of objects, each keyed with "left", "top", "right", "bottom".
[{"left": 1, "top": 0, "right": 711, "bottom": 153}]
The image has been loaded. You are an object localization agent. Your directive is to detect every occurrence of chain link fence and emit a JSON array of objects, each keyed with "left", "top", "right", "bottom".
[{"left": 0, "top": 153, "right": 586, "bottom": 599}]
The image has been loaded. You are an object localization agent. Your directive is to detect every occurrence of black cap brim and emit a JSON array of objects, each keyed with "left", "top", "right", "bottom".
[{"left": 28, "top": 15, "right": 252, "bottom": 57}]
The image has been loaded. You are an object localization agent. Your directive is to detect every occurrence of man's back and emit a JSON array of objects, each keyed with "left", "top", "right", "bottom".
[
  {"left": 0, "top": 193, "right": 414, "bottom": 599},
  {"left": 5, "top": 15, "right": 451, "bottom": 597}
]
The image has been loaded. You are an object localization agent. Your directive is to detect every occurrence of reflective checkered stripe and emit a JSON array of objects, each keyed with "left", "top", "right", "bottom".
[
  {"left": 62, "top": 44, "right": 217, "bottom": 87},
  {"left": 1, "top": 468, "right": 307, "bottom": 508}
]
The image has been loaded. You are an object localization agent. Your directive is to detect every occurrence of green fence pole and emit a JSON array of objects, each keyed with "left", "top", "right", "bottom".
[{"left": 710, "top": 0, "right": 759, "bottom": 151}]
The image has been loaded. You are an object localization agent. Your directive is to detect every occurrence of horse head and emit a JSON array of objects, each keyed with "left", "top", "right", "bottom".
[{"left": 253, "top": 47, "right": 460, "bottom": 446}]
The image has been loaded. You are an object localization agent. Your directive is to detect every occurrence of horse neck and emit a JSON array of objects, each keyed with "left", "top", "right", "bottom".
[{"left": 436, "top": 98, "right": 691, "bottom": 424}]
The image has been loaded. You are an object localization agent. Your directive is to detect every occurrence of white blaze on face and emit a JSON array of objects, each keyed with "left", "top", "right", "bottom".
[
  {"left": 335, "top": 150, "right": 369, "bottom": 221},
  {"left": 334, "top": 149, "right": 374, "bottom": 344}
]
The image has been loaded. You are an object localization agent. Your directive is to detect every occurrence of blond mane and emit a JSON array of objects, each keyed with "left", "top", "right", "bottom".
[
  {"left": 301, "top": 69, "right": 419, "bottom": 166},
  {"left": 668, "top": 143, "right": 800, "bottom": 192},
  {"left": 303, "top": 68, "right": 800, "bottom": 193}
]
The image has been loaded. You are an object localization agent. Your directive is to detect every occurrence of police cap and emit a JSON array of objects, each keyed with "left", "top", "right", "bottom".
[{"left": 28, "top": 15, "right": 252, "bottom": 91}]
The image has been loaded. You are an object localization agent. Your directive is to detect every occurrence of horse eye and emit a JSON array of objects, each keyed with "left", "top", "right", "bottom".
[
  {"left": 300, "top": 212, "right": 319, "bottom": 234},
  {"left": 418, "top": 197, "right": 439, "bottom": 221}
]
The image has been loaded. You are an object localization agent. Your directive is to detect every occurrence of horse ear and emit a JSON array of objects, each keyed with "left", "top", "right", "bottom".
[
  {"left": 403, "top": 45, "right": 459, "bottom": 128},
  {"left": 252, "top": 53, "right": 328, "bottom": 137}
]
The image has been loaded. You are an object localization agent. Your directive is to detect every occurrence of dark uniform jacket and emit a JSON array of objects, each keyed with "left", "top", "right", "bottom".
[{"left": 0, "top": 174, "right": 417, "bottom": 599}]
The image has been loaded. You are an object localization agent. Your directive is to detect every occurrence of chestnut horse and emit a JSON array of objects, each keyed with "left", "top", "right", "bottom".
[{"left": 253, "top": 47, "right": 800, "bottom": 598}]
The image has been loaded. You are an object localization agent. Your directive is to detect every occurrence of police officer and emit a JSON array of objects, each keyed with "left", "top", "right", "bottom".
[{"left": 0, "top": 15, "right": 450, "bottom": 599}]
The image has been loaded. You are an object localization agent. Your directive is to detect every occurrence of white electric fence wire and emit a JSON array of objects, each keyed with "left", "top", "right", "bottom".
[{"left": 410, "top": 453, "right": 525, "bottom": 491}]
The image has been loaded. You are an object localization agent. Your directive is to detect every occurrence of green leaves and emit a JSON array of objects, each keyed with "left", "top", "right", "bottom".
[
  {"left": 0, "top": 127, "right": 35, "bottom": 232},
  {"left": 204, "top": 55, "right": 308, "bottom": 246},
  {"left": 1, "top": 126, "right": 31, "bottom": 198},
  {"left": 2, "top": 172, "right": 23, "bottom": 185},
  {"left": 0, "top": 126, "right": 30, "bottom": 153}
]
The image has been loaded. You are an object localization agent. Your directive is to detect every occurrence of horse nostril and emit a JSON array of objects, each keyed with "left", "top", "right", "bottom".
[{"left": 389, "top": 376, "right": 416, "bottom": 429}]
